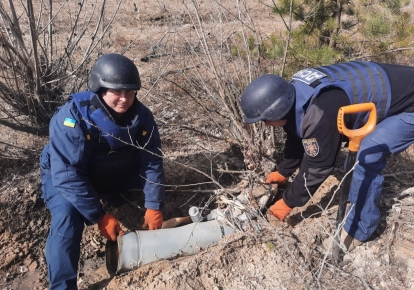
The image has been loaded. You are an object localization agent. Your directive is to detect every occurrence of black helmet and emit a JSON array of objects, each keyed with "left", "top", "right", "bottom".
[
  {"left": 241, "top": 74, "right": 295, "bottom": 124},
  {"left": 88, "top": 53, "right": 141, "bottom": 93}
]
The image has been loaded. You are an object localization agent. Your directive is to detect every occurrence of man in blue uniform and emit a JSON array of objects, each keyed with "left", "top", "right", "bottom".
[
  {"left": 40, "top": 53, "right": 165, "bottom": 289},
  {"left": 241, "top": 61, "right": 414, "bottom": 251}
]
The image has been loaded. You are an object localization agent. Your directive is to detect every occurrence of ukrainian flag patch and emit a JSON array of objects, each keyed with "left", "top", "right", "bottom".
[{"left": 63, "top": 118, "right": 76, "bottom": 128}]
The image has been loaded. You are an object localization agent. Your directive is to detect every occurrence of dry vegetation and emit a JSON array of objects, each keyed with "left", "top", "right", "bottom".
[{"left": 1, "top": 0, "right": 414, "bottom": 289}]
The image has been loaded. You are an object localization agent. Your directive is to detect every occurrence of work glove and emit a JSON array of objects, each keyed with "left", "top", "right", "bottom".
[
  {"left": 268, "top": 198, "right": 292, "bottom": 220},
  {"left": 97, "top": 213, "right": 125, "bottom": 241},
  {"left": 142, "top": 209, "right": 163, "bottom": 230},
  {"left": 265, "top": 171, "right": 287, "bottom": 185}
]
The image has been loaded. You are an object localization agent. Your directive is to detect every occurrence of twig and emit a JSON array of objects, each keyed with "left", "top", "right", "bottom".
[
  {"left": 84, "top": 119, "right": 225, "bottom": 189},
  {"left": 129, "top": 188, "right": 239, "bottom": 194},
  {"left": 324, "top": 161, "right": 359, "bottom": 211},
  {"left": 355, "top": 47, "right": 414, "bottom": 59},
  {"left": 157, "top": 121, "right": 229, "bottom": 142},
  {"left": 118, "top": 192, "right": 145, "bottom": 211},
  {"left": 386, "top": 222, "right": 398, "bottom": 263},
  {"left": 216, "top": 169, "right": 249, "bottom": 174}
]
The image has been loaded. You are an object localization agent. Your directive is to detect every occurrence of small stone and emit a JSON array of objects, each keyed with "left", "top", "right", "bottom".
[
  {"left": 19, "top": 265, "right": 28, "bottom": 273},
  {"left": 29, "top": 261, "right": 38, "bottom": 271}
]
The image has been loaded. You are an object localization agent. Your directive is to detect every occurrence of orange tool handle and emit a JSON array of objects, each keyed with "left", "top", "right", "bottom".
[{"left": 337, "top": 103, "right": 377, "bottom": 152}]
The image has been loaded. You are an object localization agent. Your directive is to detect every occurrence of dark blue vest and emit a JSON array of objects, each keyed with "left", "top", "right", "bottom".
[
  {"left": 70, "top": 91, "right": 143, "bottom": 193},
  {"left": 70, "top": 91, "right": 141, "bottom": 149},
  {"left": 290, "top": 61, "right": 391, "bottom": 137}
]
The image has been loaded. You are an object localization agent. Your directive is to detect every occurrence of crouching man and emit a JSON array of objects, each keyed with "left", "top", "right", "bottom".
[
  {"left": 40, "top": 53, "right": 165, "bottom": 289},
  {"left": 241, "top": 61, "right": 414, "bottom": 251}
]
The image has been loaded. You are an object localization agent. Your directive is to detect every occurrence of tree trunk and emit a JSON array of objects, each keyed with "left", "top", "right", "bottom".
[{"left": 329, "top": 0, "right": 343, "bottom": 48}]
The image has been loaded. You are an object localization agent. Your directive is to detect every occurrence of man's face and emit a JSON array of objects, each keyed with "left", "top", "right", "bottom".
[
  {"left": 263, "top": 120, "right": 287, "bottom": 127},
  {"left": 102, "top": 89, "right": 136, "bottom": 117}
]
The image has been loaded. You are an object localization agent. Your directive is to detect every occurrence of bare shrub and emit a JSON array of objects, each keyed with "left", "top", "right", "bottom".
[
  {"left": 128, "top": 1, "right": 414, "bottom": 288},
  {"left": 0, "top": 0, "right": 122, "bottom": 134}
]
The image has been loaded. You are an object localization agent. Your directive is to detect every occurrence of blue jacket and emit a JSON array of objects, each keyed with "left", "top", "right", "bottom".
[
  {"left": 40, "top": 91, "right": 165, "bottom": 224},
  {"left": 290, "top": 61, "right": 391, "bottom": 138}
]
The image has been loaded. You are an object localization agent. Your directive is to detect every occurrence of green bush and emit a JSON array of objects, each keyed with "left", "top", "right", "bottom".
[{"left": 363, "top": 13, "right": 391, "bottom": 38}]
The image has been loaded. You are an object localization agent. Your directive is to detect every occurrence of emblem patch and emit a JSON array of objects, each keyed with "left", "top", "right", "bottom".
[
  {"left": 302, "top": 138, "right": 319, "bottom": 157},
  {"left": 63, "top": 118, "right": 76, "bottom": 128}
]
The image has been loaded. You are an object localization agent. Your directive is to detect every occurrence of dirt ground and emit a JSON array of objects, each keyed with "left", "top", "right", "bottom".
[
  {"left": 1, "top": 0, "right": 414, "bottom": 289},
  {"left": 1, "top": 128, "right": 414, "bottom": 290}
]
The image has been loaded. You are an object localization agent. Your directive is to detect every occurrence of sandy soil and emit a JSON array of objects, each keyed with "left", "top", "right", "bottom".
[{"left": 1, "top": 137, "right": 414, "bottom": 290}]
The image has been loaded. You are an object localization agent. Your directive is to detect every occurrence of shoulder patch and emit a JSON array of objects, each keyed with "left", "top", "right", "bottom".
[
  {"left": 63, "top": 118, "right": 76, "bottom": 128},
  {"left": 302, "top": 138, "right": 319, "bottom": 157}
]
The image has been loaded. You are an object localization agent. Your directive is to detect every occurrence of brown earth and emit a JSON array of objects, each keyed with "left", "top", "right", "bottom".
[
  {"left": 1, "top": 0, "right": 414, "bottom": 289},
  {"left": 1, "top": 128, "right": 414, "bottom": 290}
]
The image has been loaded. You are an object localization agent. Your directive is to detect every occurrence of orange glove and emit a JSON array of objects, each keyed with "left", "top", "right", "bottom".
[
  {"left": 97, "top": 213, "right": 124, "bottom": 241},
  {"left": 268, "top": 199, "right": 292, "bottom": 220},
  {"left": 265, "top": 171, "right": 287, "bottom": 184},
  {"left": 142, "top": 209, "right": 163, "bottom": 230}
]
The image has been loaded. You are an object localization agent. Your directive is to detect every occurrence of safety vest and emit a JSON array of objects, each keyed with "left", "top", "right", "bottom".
[
  {"left": 69, "top": 91, "right": 143, "bottom": 192},
  {"left": 290, "top": 61, "right": 391, "bottom": 138},
  {"left": 70, "top": 91, "right": 141, "bottom": 149}
]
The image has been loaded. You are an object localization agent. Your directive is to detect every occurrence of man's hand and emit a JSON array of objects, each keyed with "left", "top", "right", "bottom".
[
  {"left": 268, "top": 198, "right": 292, "bottom": 220},
  {"left": 142, "top": 209, "right": 163, "bottom": 230},
  {"left": 265, "top": 171, "right": 287, "bottom": 184},
  {"left": 98, "top": 213, "right": 124, "bottom": 241}
]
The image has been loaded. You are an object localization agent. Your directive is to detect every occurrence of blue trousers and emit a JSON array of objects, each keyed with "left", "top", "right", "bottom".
[
  {"left": 42, "top": 174, "right": 84, "bottom": 290},
  {"left": 344, "top": 112, "right": 414, "bottom": 241},
  {"left": 41, "top": 173, "right": 142, "bottom": 289}
]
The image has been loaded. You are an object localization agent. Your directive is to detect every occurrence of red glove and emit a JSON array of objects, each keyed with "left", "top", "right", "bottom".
[
  {"left": 265, "top": 171, "right": 287, "bottom": 184},
  {"left": 268, "top": 199, "right": 292, "bottom": 220},
  {"left": 142, "top": 209, "right": 163, "bottom": 230},
  {"left": 97, "top": 213, "right": 124, "bottom": 241}
]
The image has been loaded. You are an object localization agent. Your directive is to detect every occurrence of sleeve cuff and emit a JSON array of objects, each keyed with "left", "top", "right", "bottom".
[
  {"left": 89, "top": 208, "right": 106, "bottom": 225},
  {"left": 144, "top": 201, "right": 164, "bottom": 211}
]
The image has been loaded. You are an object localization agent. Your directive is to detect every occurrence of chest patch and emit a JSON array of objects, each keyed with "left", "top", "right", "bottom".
[
  {"left": 63, "top": 117, "right": 76, "bottom": 128},
  {"left": 302, "top": 138, "right": 319, "bottom": 157},
  {"left": 291, "top": 68, "right": 326, "bottom": 85}
]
